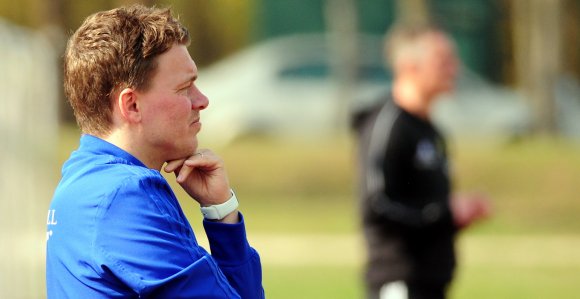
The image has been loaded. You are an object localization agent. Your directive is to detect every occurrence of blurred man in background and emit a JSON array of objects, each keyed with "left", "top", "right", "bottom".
[
  {"left": 46, "top": 5, "right": 263, "bottom": 298},
  {"left": 352, "top": 24, "right": 491, "bottom": 299}
]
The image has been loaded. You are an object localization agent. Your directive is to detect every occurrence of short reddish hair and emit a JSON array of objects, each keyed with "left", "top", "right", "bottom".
[{"left": 64, "top": 4, "right": 189, "bottom": 135}]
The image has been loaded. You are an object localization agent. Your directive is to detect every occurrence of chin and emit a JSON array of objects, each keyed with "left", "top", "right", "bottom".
[
  {"left": 436, "top": 83, "right": 455, "bottom": 94},
  {"left": 172, "top": 140, "right": 199, "bottom": 160},
  {"left": 188, "top": 139, "right": 199, "bottom": 155}
]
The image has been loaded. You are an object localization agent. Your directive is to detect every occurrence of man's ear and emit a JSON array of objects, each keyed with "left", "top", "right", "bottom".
[{"left": 117, "top": 87, "right": 141, "bottom": 123}]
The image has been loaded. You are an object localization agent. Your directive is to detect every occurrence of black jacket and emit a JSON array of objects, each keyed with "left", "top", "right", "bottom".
[{"left": 352, "top": 94, "right": 457, "bottom": 289}]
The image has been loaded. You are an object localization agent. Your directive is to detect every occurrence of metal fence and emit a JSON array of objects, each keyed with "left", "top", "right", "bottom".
[{"left": 0, "top": 18, "right": 60, "bottom": 299}]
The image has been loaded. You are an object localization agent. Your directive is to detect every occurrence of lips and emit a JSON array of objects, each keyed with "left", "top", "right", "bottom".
[{"left": 191, "top": 118, "right": 202, "bottom": 131}]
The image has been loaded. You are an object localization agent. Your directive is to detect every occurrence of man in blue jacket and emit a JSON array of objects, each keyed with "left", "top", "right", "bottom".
[{"left": 46, "top": 5, "right": 264, "bottom": 298}]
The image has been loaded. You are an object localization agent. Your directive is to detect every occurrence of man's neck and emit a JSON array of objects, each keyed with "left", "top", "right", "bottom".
[
  {"left": 392, "top": 78, "right": 433, "bottom": 120},
  {"left": 101, "top": 130, "right": 164, "bottom": 170}
]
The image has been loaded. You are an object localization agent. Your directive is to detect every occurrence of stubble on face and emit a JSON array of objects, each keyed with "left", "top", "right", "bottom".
[{"left": 137, "top": 45, "right": 205, "bottom": 165}]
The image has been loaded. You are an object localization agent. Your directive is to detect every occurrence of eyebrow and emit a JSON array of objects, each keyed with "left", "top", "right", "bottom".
[
  {"left": 177, "top": 74, "right": 197, "bottom": 88},
  {"left": 185, "top": 74, "right": 198, "bottom": 82}
]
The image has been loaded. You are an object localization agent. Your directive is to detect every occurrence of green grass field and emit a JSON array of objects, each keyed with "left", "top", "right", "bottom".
[{"left": 58, "top": 126, "right": 580, "bottom": 298}]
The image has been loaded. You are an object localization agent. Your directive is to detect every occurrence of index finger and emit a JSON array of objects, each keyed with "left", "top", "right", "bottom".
[{"left": 164, "top": 158, "right": 187, "bottom": 173}]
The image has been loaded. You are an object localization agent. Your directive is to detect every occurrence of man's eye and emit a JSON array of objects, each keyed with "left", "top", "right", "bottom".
[{"left": 179, "top": 85, "right": 191, "bottom": 94}]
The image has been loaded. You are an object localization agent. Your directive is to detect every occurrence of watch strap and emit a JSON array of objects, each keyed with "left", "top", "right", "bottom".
[{"left": 200, "top": 190, "right": 239, "bottom": 220}]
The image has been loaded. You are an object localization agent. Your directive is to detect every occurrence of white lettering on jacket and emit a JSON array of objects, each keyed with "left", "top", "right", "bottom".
[{"left": 47, "top": 209, "right": 57, "bottom": 241}]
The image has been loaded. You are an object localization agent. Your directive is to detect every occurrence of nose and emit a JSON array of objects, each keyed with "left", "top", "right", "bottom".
[{"left": 191, "top": 88, "right": 209, "bottom": 111}]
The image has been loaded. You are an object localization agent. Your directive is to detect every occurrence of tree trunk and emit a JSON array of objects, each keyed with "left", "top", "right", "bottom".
[
  {"left": 513, "top": 0, "right": 562, "bottom": 134},
  {"left": 325, "top": 0, "right": 358, "bottom": 132},
  {"left": 395, "top": 0, "right": 429, "bottom": 25}
]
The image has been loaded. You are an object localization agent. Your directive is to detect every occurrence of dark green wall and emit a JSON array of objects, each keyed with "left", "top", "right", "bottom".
[{"left": 253, "top": 0, "right": 503, "bottom": 82}]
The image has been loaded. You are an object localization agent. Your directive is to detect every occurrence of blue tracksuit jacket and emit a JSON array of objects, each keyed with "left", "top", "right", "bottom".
[{"left": 46, "top": 134, "right": 264, "bottom": 298}]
